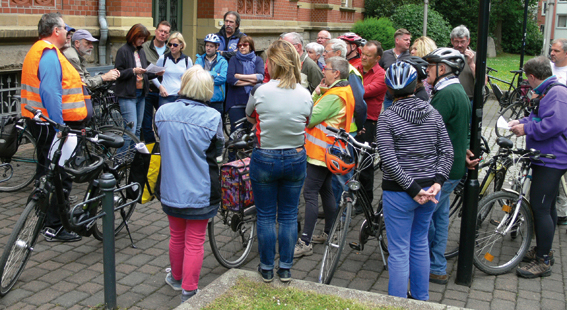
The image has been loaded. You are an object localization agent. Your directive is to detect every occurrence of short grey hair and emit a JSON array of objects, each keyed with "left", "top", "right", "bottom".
[
  {"left": 450, "top": 25, "right": 470, "bottom": 40},
  {"left": 38, "top": 13, "right": 63, "bottom": 39},
  {"left": 305, "top": 42, "right": 324, "bottom": 56},
  {"left": 326, "top": 39, "right": 347, "bottom": 58},
  {"left": 326, "top": 56, "right": 349, "bottom": 79},
  {"left": 178, "top": 65, "right": 214, "bottom": 101},
  {"left": 283, "top": 32, "right": 304, "bottom": 47},
  {"left": 523, "top": 56, "right": 552, "bottom": 80},
  {"left": 552, "top": 38, "right": 567, "bottom": 53}
]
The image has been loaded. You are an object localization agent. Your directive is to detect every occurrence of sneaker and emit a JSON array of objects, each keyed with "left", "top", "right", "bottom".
[
  {"left": 557, "top": 216, "right": 567, "bottom": 225},
  {"left": 257, "top": 265, "right": 274, "bottom": 282},
  {"left": 429, "top": 273, "right": 448, "bottom": 284},
  {"left": 293, "top": 239, "right": 313, "bottom": 258},
  {"left": 516, "top": 256, "right": 552, "bottom": 278},
  {"left": 43, "top": 227, "right": 82, "bottom": 242},
  {"left": 181, "top": 289, "right": 198, "bottom": 303},
  {"left": 311, "top": 232, "right": 328, "bottom": 244},
  {"left": 165, "top": 272, "right": 182, "bottom": 291},
  {"left": 522, "top": 247, "right": 555, "bottom": 265},
  {"left": 276, "top": 268, "right": 291, "bottom": 282}
]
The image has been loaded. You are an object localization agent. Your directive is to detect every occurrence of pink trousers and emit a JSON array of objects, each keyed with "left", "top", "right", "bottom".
[{"left": 167, "top": 215, "right": 208, "bottom": 291}]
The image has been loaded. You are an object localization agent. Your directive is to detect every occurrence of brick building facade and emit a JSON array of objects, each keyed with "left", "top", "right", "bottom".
[{"left": 0, "top": 0, "right": 365, "bottom": 70}]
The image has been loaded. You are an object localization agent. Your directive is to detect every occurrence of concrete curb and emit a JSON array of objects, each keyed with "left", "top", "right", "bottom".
[{"left": 175, "top": 268, "right": 468, "bottom": 310}]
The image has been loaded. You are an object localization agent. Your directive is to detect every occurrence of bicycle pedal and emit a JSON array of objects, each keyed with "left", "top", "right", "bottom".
[
  {"left": 349, "top": 242, "right": 362, "bottom": 251},
  {"left": 42, "top": 227, "right": 58, "bottom": 239}
]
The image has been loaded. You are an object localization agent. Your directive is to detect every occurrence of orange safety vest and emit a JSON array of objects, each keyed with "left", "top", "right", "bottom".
[
  {"left": 20, "top": 40, "right": 88, "bottom": 121},
  {"left": 305, "top": 85, "right": 355, "bottom": 162}
]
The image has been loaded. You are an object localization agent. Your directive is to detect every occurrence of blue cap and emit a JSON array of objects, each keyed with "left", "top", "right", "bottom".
[{"left": 65, "top": 24, "right": 76, "bottom": 32}]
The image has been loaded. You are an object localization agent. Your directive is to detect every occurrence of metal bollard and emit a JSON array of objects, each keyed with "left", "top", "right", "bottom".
[{"left": 100, "top": 173, "right": 117, "bottom": 310}]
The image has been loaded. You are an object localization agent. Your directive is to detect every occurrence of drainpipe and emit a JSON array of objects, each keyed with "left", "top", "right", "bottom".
[{"left": 98, "top": 0, "right": 108, "bottom": 65}]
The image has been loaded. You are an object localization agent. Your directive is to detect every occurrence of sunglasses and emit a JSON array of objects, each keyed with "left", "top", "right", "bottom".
[
  {"left": 238, "top": 43, "right": 250, "bottom": 48},
  {"left": 167, "top": 43, "right": 179, "bottom": 47}
]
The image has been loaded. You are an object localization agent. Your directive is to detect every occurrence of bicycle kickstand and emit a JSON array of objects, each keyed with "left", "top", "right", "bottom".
[{"left": 121, "top": 208, "right": 137, "bottom": 248}]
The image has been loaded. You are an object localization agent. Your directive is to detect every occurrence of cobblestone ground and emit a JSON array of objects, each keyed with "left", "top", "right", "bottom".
[{"left": 0, "top": 99, "right": 566, "bottom": 310}]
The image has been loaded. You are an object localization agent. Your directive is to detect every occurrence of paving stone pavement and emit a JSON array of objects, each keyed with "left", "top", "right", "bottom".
[{"left": 1, "top": 99, "right": 566, "bottom": 310}]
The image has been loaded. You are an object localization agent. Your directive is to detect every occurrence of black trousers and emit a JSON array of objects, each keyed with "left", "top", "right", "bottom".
[{"left": 355, "top": 119, "right": 378, "bottom": 205}]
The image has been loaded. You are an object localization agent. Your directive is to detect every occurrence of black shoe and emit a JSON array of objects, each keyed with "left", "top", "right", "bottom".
[
  {"left": 43, "top": 227, "right": 82, "bottom": 242},
  {"left": 276, "top": 268, "right": 291, "bottom": 282},
  {"left": 257, "top": 266, "right": 273, "bottom": 283}
]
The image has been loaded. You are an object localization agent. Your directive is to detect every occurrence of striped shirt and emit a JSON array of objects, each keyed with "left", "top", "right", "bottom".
[{"left": 376, "top": 96, "right": 454, "bottom": 198}]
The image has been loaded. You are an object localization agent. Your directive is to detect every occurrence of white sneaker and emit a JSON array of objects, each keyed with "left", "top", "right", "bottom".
[
  {"left": 294, "top": 239, "right": 313, "bottom": 258},
  {"left": 311, "top": 232, "right": 328, "bottom": 244}
]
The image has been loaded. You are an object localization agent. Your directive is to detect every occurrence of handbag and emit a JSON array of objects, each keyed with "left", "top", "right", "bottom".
[
  {"left": 220, "top": 157, "right": 254, "bottom": 211},
  {"left": 0, "top": 116, "right": 19, "bottom": 159},
  {"left": 127, "top": 142, "right": 161, "bottom": 204}
]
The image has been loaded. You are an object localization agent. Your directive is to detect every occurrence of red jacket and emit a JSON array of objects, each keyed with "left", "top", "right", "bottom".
[{"left": 356, "top": 63, "right": 387, "bottom": 121}]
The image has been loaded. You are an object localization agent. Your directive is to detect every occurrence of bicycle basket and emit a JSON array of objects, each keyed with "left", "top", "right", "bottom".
[{"left": 221, "top": 158, "right": 254, "bottom": 211}]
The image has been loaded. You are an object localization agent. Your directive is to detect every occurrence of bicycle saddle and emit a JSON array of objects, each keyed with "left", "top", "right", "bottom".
[
  {"left": 509, "top": 70, "right": 523, "bottom": 74},
  {"left": 497, "top": 137, "right": 514, "bottom": 149}
]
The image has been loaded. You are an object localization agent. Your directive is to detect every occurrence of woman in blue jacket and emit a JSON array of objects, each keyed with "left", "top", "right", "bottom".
[
  {"left": 155, "top": 65, "right": 224, "bottom": 304},
  {"left": 226, "top": 35, "right": 264, "bottom": 160}
]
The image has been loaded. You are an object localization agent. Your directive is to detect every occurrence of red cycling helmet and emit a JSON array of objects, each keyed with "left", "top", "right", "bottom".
[
  {"left": 325, "top": 143, "right": 355, "bottom": 175},
  {"left": 338, "top": 33, "right": 363, "bottom": 46}
]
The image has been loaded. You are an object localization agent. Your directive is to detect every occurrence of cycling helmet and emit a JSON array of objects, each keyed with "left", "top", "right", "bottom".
[
  {"left": 338, "top": 33, "right": 363, "bottom": 46},
  {"left": 325, "top": 144, "right": 355, "bottom": 175},
  {"left": 403, "top": 56, "right": 429, "bottom": 81},
  {"left": 422, "top": 48, "right": 465, "bottom": 76},
  {"left": 385, "top": 62, "right": 418, "bottom": 97},
  {"left": 63, "top": 153, "right": 105, "bottom": 184},
  {"left": 204, "top": 33, "right": 221, "bottom": 45}
]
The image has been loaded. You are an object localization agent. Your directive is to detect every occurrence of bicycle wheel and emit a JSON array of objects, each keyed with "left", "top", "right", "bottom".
[
  {"left": 208, "top": 207, "right": 256, "bottom": 268},
  {"left": 102, "top": 105, "right": 125, "bottom": 128},
  {"left": 319, "top": 200, "right": 352, "bottom": 284},
  {"left": 444, "top": 190, "right": 463, "bottom": 259},
  {"left": 473, "top": 191, "right": 533, "bottom": 275},
  {"left": 0, "top": 199, "right": 46, "bottom": 296},
  {"left": 495, "top": 101, "right": 525, "bottom": 139},
  {"left": 0, "top": 130, "right": 37, "bottom": 192},
  {"left": 379, "top": 216, "right": 388, "bottom": 255}
]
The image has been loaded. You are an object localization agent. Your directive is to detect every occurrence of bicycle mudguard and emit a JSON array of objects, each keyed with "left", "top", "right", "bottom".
[{"left": 500, "top": 188, "right": 530, "bottom": 206}]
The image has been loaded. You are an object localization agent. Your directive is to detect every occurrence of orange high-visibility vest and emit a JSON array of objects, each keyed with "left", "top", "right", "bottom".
[
  {"left": 305, "top": 85, "right": 355, "bottom": 162},
  {"left": 20, "top": 40, "right": 87, "bottom": 121}
]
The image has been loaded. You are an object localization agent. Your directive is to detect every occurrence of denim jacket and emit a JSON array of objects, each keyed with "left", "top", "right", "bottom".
[
  {"left": 195, "top": 52, "right": 228, "bottom": 103},
  {"left": 155, "top": 97, "right": 224, "bottom": 211}
]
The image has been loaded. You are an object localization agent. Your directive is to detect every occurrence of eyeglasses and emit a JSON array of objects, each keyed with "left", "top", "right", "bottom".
[
  {"left": 238, "top": 43, "right": 250, "bottom": 48},
  {"left": 323, "top": 49, "right": 333, "bottom": 54},
  {"left": 168, "top": 43, "right": 179, "bottom": 47},
  {"left": 317, "top": 37, "right": 331, "bottom": 40},
  {"left": 323, "top": 66, "right": 337, "bottom": 72}
]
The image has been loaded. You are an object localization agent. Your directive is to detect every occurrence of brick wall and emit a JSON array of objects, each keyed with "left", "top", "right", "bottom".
[{"left": 0, "top": 0, "right": 151, "bottom": 17}]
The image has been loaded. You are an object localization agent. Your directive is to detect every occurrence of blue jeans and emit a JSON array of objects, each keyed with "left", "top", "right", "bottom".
[
  {"left": 250, "top": 147, "right": 307, "bottom": 270},
  {"left": 383, "top": 189, "right": 437, "bottom": 300},
  {"left": 428, "top": 178, "right": 460, "bottom": 276},
  {"left": 118, "top": 89, "right": 145, "bottom": 153},
  {"left": 159, "top": 94, "right": 179, "bottom": 106},
  {"left": 383, "top": 97, "right": 393, "bottom": 111},
  {"left": 142, "top": 92, "right": 160, "bottom": 144}
]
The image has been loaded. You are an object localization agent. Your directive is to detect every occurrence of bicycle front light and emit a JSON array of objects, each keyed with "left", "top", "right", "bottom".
[{"left": 348, "top": 180, "right": 361, "bottom": 191}]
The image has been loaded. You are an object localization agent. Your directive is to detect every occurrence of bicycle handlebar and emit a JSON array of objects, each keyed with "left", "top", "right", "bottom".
[{"left": 326, "top": 126, "right": 376, "bottom": 153}]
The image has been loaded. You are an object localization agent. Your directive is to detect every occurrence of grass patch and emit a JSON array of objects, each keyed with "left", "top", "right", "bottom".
[
  {"left": 203, "top": 277, "right": 403, "bottom": 310},
  {"left": 486, "top": 53, "right": 536, "bottom": 90}
]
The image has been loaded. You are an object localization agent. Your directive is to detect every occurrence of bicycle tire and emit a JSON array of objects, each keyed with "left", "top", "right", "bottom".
[
  {"left": 102, "top": 105, "right": 125, "bottom": 128},
  {"left": 0, "top": 199, "right": 46, "bottom": 296},
  {"left": 319, "top": 200, "right": 352, "bottom": 284},
  {"left": 0, "top": 129, "right": 37, "bottom": 192},
  {"left": 208, "top": 207, "right": 256, "bottom": 269},
  {"left": 379, "top": 216, "right": 388, "bottom": 255},
  {"left": 473, "top": 191, "right": 533, "bottom": 275},
  {"left": 495, "top": 101, "right": 526, "bottom": 139}
]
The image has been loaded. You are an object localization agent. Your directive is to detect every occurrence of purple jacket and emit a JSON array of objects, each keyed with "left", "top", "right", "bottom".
[{"left": 520, "top": 76, "right": 567, "bottom": 169}]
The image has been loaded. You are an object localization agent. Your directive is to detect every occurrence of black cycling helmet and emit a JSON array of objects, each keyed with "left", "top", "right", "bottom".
[
  {"left": 403, "top": 56, "right": 429, "bottom": 81},
  {"left": 422, "top": 48, "right": 465, "bottom": 76},
  {"left": 385, "top": 62, "right": 418, "bottom": 98},
  {"left": 64, "top": 153, "right": 105, "bottom": 184}
]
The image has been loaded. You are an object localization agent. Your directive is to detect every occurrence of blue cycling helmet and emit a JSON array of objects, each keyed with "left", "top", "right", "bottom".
[
  {"left": 385, "top": 62, "right": 418, "bottom": 97},
  {"left": 204, "top": 33, "right": 221, "bottom": 45}
]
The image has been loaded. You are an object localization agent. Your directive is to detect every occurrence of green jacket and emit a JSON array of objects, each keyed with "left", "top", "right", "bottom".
[{"left": 430, "top": 82, "right": 471, "bottom": 180}]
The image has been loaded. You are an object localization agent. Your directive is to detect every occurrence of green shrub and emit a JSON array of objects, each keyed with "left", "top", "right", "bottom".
[
  {"left": 390, "top": 4, "right": 452, "bottom": 48},
  {"left": 499, "top": 18, "right": 543, "bottom": 55},
  {"left": 351, "top": 17, "right": 396, "bottom": 50}
]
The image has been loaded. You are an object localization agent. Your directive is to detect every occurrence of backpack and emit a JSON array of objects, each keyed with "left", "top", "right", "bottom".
[
  {"left": 0, "top": 116, "right": 19, "bottom": 159},
  {"left": 220, "top": 158, "right": 254, "bottom": 211},
  {"left": 126, "top": 142, "right": 161, "bottom": 204}
]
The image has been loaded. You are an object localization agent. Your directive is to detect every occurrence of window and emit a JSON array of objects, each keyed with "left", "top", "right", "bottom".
[
  {"left": 558, "top": 15, "right": 567, "bottom": 28},
  {"left": 542, "top": 2, "right": 547, "bottom": 16},
  {"left": 341, "top": 0, "right": 351, "bottom": 8}
]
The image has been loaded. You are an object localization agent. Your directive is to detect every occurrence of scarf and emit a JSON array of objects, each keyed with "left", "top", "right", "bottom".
[{"left": 235, "top": 51, "right": 257, "bottom": 93}]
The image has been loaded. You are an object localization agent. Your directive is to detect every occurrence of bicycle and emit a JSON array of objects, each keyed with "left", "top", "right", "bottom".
[
  {"left": 89, "top": 82, "right": 124, "bottom": 128},
  {"left": 486, "top": 66, "right": 531, "bottom": 111},
  {"left": 444, "top": 136, "right": 513, "bottom": 259},
  {"left": 318, "top": 127, "right": 387, "bottom": 285},
  {"left": 0, "top": 106, "right": 140, "bottom": 296},
  {"left": 472, "top": 145, "right": 556, "bottom": 275},
  {"left": 0, "top": 117, "right": 38, "bottom": 192}
]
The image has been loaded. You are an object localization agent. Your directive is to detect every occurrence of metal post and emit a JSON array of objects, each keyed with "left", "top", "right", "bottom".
[
  {"left": 455, "top": 0, "right": 490, "bottom": 286},
  {"left": 100, "top": 173, "right": 117, "bottom": 310},
  {"left": 518, "top": 0, "right": 530, "bottom": 84},
  {"left": 543, "top": 0, "right": 555, "bottom": 56},
  {"left": 423, "top": 0, "right": 429, "bottom": 37}
]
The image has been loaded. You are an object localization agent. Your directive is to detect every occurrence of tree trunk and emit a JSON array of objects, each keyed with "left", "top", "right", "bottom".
[{"left": 495, "top": 20, "right": 503, "bottom": 53}]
